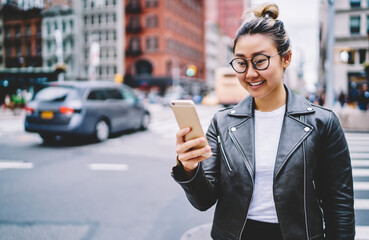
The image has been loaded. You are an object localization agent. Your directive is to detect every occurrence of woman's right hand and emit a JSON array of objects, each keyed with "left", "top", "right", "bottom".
[{"left": 176, "top": 127, "right": 212, "bottom": 176}]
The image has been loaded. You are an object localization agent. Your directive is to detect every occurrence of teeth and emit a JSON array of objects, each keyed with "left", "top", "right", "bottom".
[{"left": 250, "top": 81, "right": 263, "bottom": 86}]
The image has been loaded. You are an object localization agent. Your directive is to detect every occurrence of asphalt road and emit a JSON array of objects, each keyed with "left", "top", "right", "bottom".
[{"left": 0, "top": 104, "right": 220, "bottom": 240}]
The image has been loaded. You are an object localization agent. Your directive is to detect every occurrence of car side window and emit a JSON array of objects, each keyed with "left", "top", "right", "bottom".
[
  {"left": 121, "top": 88, "right": 136, "bottom": 105},
  {"left": 87, "top": 90, "right": 106, "bottom": 101},
  {"left": 105, "top": 89, "right": 123, "bottom": 100}
]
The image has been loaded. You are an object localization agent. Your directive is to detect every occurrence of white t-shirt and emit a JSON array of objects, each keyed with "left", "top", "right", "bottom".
[{"left": 247, "top": 104, "right": 286, "bottom": 223}]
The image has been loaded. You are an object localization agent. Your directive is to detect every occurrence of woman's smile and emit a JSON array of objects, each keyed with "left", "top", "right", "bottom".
[{"left": 248, "top": 80, "right": 266, "bottom": 88}]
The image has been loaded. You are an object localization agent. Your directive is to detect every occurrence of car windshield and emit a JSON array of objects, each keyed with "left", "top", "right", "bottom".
[{"left": 34, "top": 86, "right": 80, "bottom": 102}]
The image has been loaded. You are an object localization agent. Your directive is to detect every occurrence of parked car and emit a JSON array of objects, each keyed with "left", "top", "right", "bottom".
[{"left": 24, "top": 81, "right": 150, "bottom": 143}]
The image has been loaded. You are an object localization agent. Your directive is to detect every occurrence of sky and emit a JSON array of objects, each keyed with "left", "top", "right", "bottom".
[{"left": 251, "top": 0, "right": 319, "bottom": 91}]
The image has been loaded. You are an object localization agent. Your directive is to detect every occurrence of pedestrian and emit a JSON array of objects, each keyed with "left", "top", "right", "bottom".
[
  {"left": 171, "top": 3, "right": 355, "bottom": 240},
  {"left": 357, "top": 83, "right": 369, "bottom": 111}
]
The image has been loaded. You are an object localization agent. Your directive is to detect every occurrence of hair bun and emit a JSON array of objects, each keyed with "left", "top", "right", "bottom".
[{"left": 254, "top": 3, "right": 279, "bottom": 20}]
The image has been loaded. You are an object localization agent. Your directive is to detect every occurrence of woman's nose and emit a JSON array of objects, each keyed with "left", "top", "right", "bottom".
[{"left": 245, "top": 63, "right": 259, "bottom": 78}]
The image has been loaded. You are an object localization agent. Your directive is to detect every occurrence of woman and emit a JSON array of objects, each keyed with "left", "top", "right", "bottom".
[{"left": 172, "top": 3, "right": 355, "bottom": 240}]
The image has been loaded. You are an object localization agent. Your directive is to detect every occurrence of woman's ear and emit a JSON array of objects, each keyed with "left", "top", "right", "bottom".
[{"left": 282, "top": 50, "right": 292, "bottom": 69}]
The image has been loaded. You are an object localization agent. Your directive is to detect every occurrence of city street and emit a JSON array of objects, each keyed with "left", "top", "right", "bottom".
[{"left": 0, "top": 104, "right": 368, "bottom": 240}]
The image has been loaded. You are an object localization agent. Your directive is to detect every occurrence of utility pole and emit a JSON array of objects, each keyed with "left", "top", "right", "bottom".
[{"left": 325, "top": 0, "right": 335, "bottom": 108}]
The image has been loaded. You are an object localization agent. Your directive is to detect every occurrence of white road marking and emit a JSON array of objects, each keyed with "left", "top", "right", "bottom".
[
  {"left": 355, "top": 199, "right": 369, "bottom": 210},
  {"left": 355, "top": 182, "right": 369, "bottom": 191},
  {"left": 353, "top": 169, "right": 369, "bottom": 177},
  {"left": 356, "top": 226, "right": 369, "bottom": 240},
  {"left": 351, "top": 153, "right": 369, "bottom": 159},
  {"left": 0, "top": 161, "right": 33, "bottom": 170},
  {"left": 88, "top": 163, "right": 128, "bottom": 171},
  {"left": 352, "top": 160, "right": 369, "bottom": 167}
]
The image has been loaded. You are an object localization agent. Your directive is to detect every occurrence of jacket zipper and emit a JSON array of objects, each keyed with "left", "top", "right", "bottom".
[
  {"left": 217, "top": 135, "right": 233, "bottom": 172},
  {"left": 229, "top": 131, "right": 254, "bottom": 180},
  {"left": 301, "top": 116, "right": 310, "bottom": 239},
  {"left": 228, "top": 130, "right": 254, "bottom": 240}
]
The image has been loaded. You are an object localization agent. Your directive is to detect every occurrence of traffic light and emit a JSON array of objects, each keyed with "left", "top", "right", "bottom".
[{"left": 186, "top": 65, "right": 197, "bottom": 77}]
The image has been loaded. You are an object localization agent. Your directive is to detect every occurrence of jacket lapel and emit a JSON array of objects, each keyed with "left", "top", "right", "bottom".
[
  {"left": 274, "top": 115, "right": 312, "bottom": 178},
  {"left": 274, "top": 86, "right": 315, "bottom": 178},
  {"left": 227, "top": 96, "right": 255, "bottom": 180}
]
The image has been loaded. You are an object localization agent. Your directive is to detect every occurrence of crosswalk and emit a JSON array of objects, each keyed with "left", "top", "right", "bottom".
[{"left": 346, "top": 132, "right": 369, "bottom": 239}]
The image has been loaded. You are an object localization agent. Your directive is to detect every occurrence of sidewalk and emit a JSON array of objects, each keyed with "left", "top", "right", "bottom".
[
  {"left": 0, "top": 108, "right": 25, "bottom": 120},
  {"left": 333, "top": 106, "right": 369, "bottom": 132}
]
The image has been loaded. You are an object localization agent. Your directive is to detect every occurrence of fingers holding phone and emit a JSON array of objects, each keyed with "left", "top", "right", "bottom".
[
  {"left": 175, "top": 128, "right": 212, "bottom": 172},
  {"left": 171, "top": 100, "right": 212, "bottom": 172}
]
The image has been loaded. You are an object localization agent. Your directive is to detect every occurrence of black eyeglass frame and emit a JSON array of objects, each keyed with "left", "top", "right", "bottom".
[{"left": 229, "top": 52, "right": 281, "bottom": 73}]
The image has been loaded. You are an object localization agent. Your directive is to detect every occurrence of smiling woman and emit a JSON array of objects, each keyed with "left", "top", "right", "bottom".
[{"left": 172, "top": 3, "right": 355, "bottom": 240}]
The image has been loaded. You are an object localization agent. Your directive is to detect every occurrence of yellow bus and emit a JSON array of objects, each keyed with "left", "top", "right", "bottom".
[{"left": 215, "top": 67, "right": 249, "bottom": 106}]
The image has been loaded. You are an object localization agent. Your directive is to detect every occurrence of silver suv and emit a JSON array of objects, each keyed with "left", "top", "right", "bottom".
[{"left": 24, "top": 81, "right": 150, "bottom": 143}]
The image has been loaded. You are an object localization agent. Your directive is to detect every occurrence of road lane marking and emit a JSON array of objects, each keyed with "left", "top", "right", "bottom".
[
  {"left": 354, "top": 182, "right": 369, "bottom": 191},
  {"left": 353, "top": 169, "right": 369, "bottom": 177},
  {"left": 0, "top": 161, "right": 33, "bottom": 170},
  {"left": 88, "top": 163, "right": 128, "bottom": 171},
  {"left": 356, "top": 226, "right": 369, "bottom": 240},
  {"left": 351, "top": 153, "right": 369, "bottom": 160},
  {"left": 352, "top": 160, "right": 369, "bottom": 167},
  {"left": 355, "top": 199, "right": 369, "bottom": 210}
]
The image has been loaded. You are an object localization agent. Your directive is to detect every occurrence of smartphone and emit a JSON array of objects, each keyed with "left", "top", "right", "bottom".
[{"left": 170, "top": 100, "right": 210, "bottom": 156}]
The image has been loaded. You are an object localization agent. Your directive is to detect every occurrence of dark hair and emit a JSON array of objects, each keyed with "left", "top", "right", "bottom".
[{"left": 233, "top": 3, "right": 290, "bottom": 57}]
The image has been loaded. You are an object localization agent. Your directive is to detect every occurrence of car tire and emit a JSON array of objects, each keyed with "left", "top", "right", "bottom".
[
  {"left": 94, "top": 119, "right": 110, "bottom": 142},
  {"left": 140, "top": 112, "right": 150, "bottom": 130}
]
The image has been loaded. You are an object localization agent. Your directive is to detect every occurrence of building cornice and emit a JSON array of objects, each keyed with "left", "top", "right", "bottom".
[{"left": 336, "top": 7, "right": 369, "bottom": 14}]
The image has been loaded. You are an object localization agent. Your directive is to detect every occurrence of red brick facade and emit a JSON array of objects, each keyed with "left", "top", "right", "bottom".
[
  {"left": 125, "top": 0, "right": 205, "bottom": 90},
  {"left": 2, "top": 5, "right": 42, "bottom": 68}
]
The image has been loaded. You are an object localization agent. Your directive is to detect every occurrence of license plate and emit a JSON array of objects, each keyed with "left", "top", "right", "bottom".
[{"left": 41, "top": 111, "right": 54, "bottom": 119}]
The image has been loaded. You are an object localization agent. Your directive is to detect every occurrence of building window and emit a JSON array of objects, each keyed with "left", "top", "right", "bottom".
[
  {"left": 146, "top": 36, "right": 158, "bottom": 51},
  {"left": 129, "top": 37, "right": 141, "bottom": 51},
  {"left": 47, "top": 22, "right": 51, "bottom": 35},
  {"left": 15, "top": 25, "right": 21, "bottom": 37},
  {"left": 359, "top": 49, "right": 366, "bottom": 63},
  {"left": 350, "top": 16, "right": 361, "bottom": 34},
  {"left": 62, "top": 21, "right": 66, "bottom": 33},
  {"left": 27, "top": 43, "right": 32, "bottom": 56},
  {"left": 146, "top": 0, "right": 158, "bottom": 8},
  {"left": 5, "top": 28, "right": 11, "bottom": 38},
  {"left": 146, "top": 15, "right": 158, "bottom": 28},
  {"left": 350, "top": 0, "right": 361, "bottom": 7},
  {"left": 26, "top": 25, "right": 31, "bottom": 36}
]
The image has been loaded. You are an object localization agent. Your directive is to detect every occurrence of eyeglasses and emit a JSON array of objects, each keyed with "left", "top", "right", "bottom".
[{"left": 229, "top": 52, "right": 280, "bottom": 73}]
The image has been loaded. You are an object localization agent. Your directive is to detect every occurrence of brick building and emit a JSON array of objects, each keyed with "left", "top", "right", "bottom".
[
  {"left": 124, "top": 0, "right": 206, "bottom": 94},
  {"left": 2, "top": 4, "right": 42, "bottom": 68}
]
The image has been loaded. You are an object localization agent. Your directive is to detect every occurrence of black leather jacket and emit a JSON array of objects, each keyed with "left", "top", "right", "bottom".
[{"left": 172, "top": 86, "right": 355, "bottom": 240}]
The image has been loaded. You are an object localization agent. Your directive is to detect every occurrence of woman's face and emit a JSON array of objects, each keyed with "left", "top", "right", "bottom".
[{"left": 233, "top": 33, "right": 291, "bottom": 101}]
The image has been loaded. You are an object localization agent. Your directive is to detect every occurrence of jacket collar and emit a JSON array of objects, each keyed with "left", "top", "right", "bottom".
[{"left": 228, "top": 85, "right": 315, "bottom": 117}]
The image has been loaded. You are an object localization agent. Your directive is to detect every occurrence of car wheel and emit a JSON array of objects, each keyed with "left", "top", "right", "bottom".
[
  {"left": 95, "top": 120, "right": 110, "bottom": 141},
  {"left": 140, "top": 112, "right": 150, "bottom": 130}
]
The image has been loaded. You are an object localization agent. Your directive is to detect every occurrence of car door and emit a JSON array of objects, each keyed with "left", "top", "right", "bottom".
[
  {"left": 120, "top": 86, "right": 143, "bottom": 129},
  {"left": 84, "top": 88, "right": 109, "bottom": 133},
  {"left": 104, "top": 88, "right": 131, "bottom": 131}
]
